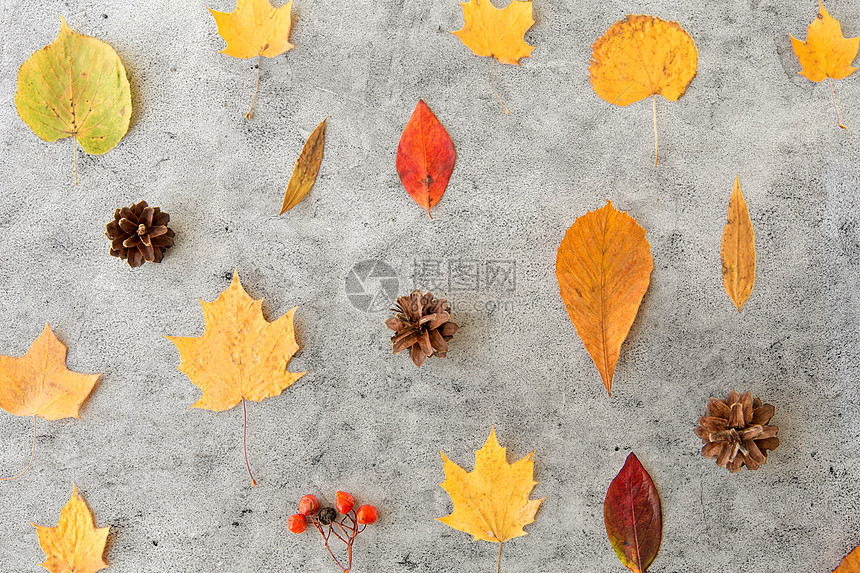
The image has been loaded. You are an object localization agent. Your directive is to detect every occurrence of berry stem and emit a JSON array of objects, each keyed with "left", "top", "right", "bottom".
[
  {"left": 242, "top": 398, "right": 257, "bottom": 487},
  {"left": 1, "top": 414, "right": 36, "bottom": 481}
]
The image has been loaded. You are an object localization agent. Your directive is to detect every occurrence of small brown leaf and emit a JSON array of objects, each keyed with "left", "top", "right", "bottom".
[
  {"left": 280, "top": 118, "right": 326, "bottom": 214},
  {"left": 720, "top": 176, "right": 756, "bottom": 311}
]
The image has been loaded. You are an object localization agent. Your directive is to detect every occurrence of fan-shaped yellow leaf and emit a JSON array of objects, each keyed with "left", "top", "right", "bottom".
[
  {"left": 589, "top": 15, "right": 697, "bottom": 164},
  {"left": 34, "top": 485, "right": 110, "bottom": 573}
]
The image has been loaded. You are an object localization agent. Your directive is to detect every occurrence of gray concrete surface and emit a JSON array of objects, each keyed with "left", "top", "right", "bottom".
[{"left": 1, "top": 0, "right": 860, "bottom": 571}]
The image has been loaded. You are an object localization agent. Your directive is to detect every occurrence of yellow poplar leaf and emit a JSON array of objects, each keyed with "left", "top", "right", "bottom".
[
  {"left": 790, "top": 1, "right": 859, "bottom": 129},
  {"left": 165, "top": 269, "right": 305, "bottom": 412},
  {"left": 0, "top": 324, "right": 101, "bottom": 421},
  {"left": 589, "top": 15, "right": 697, "bottom": 164},
  {"left": 835, "top": 543, "right": 860, "bottom": 572},
  {"left": 280, "top": 118, "right": 327, "bottom": 215},
  {"left": 451, "top": 0, "right": 535, "bottom": 65},
  {"left": 15, "top": 16, "right": 132, "bottom": 183},
  {"left": 790, "top": 1, "right": 859, "bottom": 83},
  {"left": 720, "top": 176, "right": 756, "bottom": 311},
  {"left": 438, "top": 428, "right": 543, "bottom": 548},
  {"left": 34, "top": 485, "right": 110, "bottom": 573},
  {"left": 555, "top": 201, "right": 653, "bottom": 396},
  {"left": 208, "top": 0, "right": 295, "bottom": 58}
]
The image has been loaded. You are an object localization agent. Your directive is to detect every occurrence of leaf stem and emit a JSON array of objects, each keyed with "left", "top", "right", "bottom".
[
  {"left": 242, "top": 398, "right": 257, "bottom": 486},
  {"left": 828, "top": 77, "right": 846, "bottom": 129},
  {"left": 652, "top": 94, "right": 658, "bottom": 166},
  {"left": 246, "top": 55, "right": 261, "bottom": 120},
  {"left": 490, "top": 59, "right": 510, "bottom": 115},
  {"left": 73, "top": 137, "right": 78, "bottom": 186},
  {"left": 496, "top": 541, "right": 502, "bottom": 573},
  {"left": 1, "top": 415, "right": 36, "bottom": 481}
]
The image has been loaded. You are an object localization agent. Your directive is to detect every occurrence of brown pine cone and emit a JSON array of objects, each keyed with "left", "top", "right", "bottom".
[
  {"left": 385, "top": 290, "right": 458, "bottom": 367},
  {"left": 105, "top": 201, "right": 174, "bottom": 268},
  {"left": 695, "top": 390, "right": 780, "bottom": 473}
]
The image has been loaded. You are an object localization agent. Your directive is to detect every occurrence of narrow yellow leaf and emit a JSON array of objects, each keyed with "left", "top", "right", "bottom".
[
  {"left": 720, "top": 176, "right": 756, "bottom": 311},
  {"left": 280, "top": 118, "right": 327, "bottom": 215}
]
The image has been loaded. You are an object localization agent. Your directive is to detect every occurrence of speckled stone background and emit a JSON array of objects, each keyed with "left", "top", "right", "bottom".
[{"left": 1, "top": 0, "right": 860, "bottom": 571}]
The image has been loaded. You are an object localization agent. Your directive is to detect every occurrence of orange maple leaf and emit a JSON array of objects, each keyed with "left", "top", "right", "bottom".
[
  {"left": 589, "top": 15, "right": 698, "bottom": 164},
  {"left": 208, "top": 0, "right": 295, "bottom": 118},
  {"left": 451, "top": 0, "right": 535, "bottom": 113},
  {"left": 555, "top": 201, "right": 653, "bottom": 396},
  {"left": 34, "top": 485, "right": 110, "bottom": 573},
  {"left": 790, "top": 1, "right": 859, "bottom": 129},
  {"left": 0, "top": 324, "right": 101, "bottom": 480},
  {"left": 166, "top": 269, "right": 305, "bottom": 485}
]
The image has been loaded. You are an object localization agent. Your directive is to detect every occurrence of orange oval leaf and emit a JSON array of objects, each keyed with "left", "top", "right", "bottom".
[
  {"left": 555, "top": 201, "right": 653, "bottom": 395},
  {"left": 720, "top": 176, "right": 756, "bottom": 311},
  {"left": 395, "top": 99, "right": 456, "bottom": 218}
]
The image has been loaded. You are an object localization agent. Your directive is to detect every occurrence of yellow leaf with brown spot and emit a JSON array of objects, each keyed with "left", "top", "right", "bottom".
[
  {"left": 280, "top": 118, "right": 326, "bottom": 214},
  {"left": 34, "top": 485, "right": 110, "bottom": 573},
  {"left": 589, "top": 15, "right": 697, "bottom": 164},
  {"left": 555, "top": 201, "right": 653, "bottom": 396},
  {"left": 721, "top": 176, "right": 756, "bottom": 311},
  {"left": 451, "top": 0, "right": 535, "bottom": 65},
  {"left": 438, "top": 428, "right": 543, "bottom": 571}
]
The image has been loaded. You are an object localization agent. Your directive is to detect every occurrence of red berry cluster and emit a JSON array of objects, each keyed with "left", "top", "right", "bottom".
[{"left": 288, "top": 492, "right": 378, "bottom": 572}]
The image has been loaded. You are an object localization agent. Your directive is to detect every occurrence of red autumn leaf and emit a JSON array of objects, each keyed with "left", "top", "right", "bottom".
[
  {"left": 395, "top": 99, "right": 456, "bottom": 218},
  {"left": 604, "top": 453, "right": 662, "bottom": 573}
]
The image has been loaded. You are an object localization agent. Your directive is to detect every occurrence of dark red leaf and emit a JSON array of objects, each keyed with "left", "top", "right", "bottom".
[
  {"left": 395, "top": 99, "right": 456, "bottom": 218},
  {"left": 603, "top": 453, "right": 662, "bottom": 573}
]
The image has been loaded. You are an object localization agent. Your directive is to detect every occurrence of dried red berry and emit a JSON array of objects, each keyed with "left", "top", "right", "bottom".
[
  {"left": 287, "top": 513, "right": 307, "bottom": 534},
  {"left": 299, "top": 494, "right": 319, "bottom": 516},
  {"left": 356, "top": 505, "right": 378, "bottom": 525},
  {"left": 335, "top": 491, "right": 355, "bottom": 514},
  {"left": 318, "top": 507, "right": 336, "bottom": 525}
]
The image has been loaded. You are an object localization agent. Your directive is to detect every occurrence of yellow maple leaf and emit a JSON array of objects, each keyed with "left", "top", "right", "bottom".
[
  {"left": 589, "top": 15, "right": 698, "bottom": 164},
  {"left": 208, "top": 0, "right": 295, "bottom": 117},
  {"left": 438, "top": 428, "right": 543, "bottom": 571},
  {"left": 451, "top": 0, "right": 535, "bottom": 113},
  {"left": 0, "top": 324, "right": 101, "bottom": 480},
  {"left": 166, "top": 269, "right": 304, "bottom": 485},
  {"left": 34, "top": 485, "right": 110, "bottom": 573},
  {"left": 790, "top": 1, "right": 859, "bottom": 129},
  {"left": 452, "top": 0, "right": 535, "bottom": 65}
]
